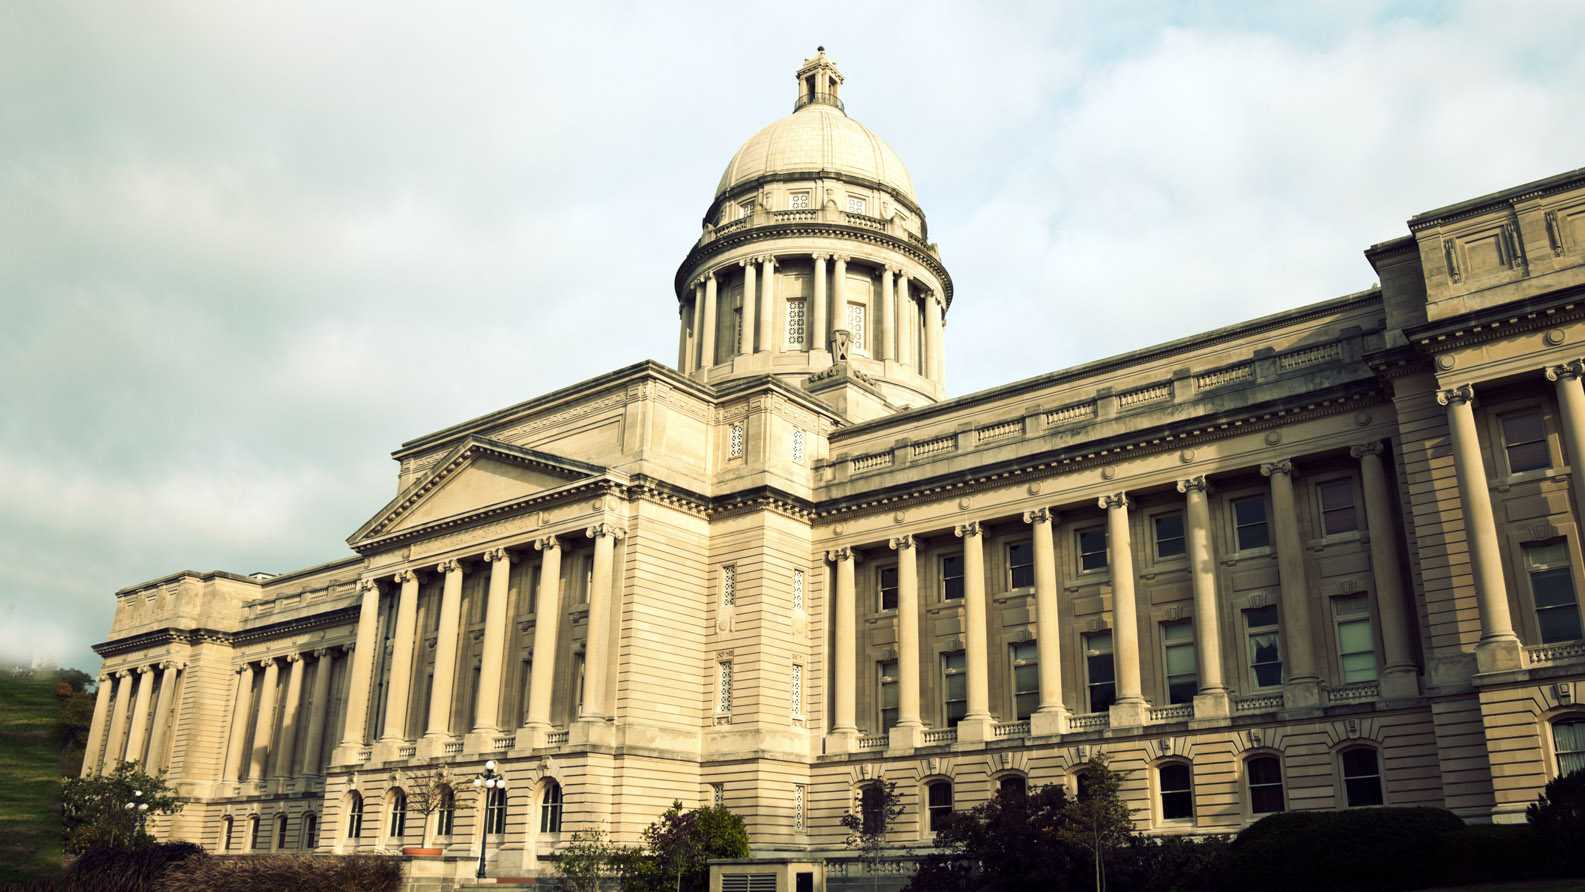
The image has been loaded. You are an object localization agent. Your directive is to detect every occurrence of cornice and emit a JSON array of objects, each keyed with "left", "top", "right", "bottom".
[
  {"left": 93, "top": 605, "right": 360, "bottom": 658},
  {"left": 1402, "top": 286, "right": 1585, "bottom": 354},
  {"left": 1408, "top": 166, "right": 1585, "bottom": 232},
  {"left": 710, "top": 485, "right": 817, "bottom": 522},
  {"left": 351, "top": 477, "right": 623, "bottom": 555}
]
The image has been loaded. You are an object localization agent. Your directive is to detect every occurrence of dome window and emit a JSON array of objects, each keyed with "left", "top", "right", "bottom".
[
  {"left": 846, "top": 195, "right": 867, "bottom": 215},
  {"left": 789, "top": 191, "right": 811, "bottom": 211}
]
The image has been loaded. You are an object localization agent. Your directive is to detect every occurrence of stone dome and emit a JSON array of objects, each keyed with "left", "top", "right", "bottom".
[{"left": 715, "top": 101, "right": 917, "bottom": 205}]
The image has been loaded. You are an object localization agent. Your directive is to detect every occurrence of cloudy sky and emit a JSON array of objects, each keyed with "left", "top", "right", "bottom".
[{"left": 5, "top": 2, "right": 1583, "bottom": 672}]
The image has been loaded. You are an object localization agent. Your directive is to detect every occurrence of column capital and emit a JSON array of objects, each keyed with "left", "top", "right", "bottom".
[
  {"left": 825, "top": 546, "right": 854, "bottom": 563},
  {"left": 114, "top": 669, "right": 132, "bottom": 678},
  {"left": 888, "top": 534, "right": 915, "bottom": 551},
  {"left": 1436, "top": 383, "right": 1475, "bottom": 406},
  {"left": 586, "top": 523, "right": 625, "bottom": 541},
  {"left": 1177, "top": 475, "right": 1208, "bottom": 494},
  {"left": 1349, "top": 441, "right": 1385, "bottom": 459},
  {"left": 1022, "top": 507, "right": 1054, "bottom": 524},
  {"left": 233, "top": 664, "right": 250, "bottom": 676},
  {"left": 393, "top": 569, "right": 417, "bottom": 585},
  {"left": 760, "top": 254, "right": 776, "bottom": 267},
  {"left": 1097, "top": 492, "right": 1129, "bottom": 510},
  {"left": 1546, "top": 359, "right": 1585, "bottom": 381},
  {"left": 435, "top": 559, "right": 462, "bottom": 575},
  {"left": 255, "top": 655, "right": 278, "bottom": 669},
  {"left": 704, "top": 267, "right": 719, "bottom": 281},
  {"left": 285, "top": 653, "right": 303, "bottom": 664},
  {"left": 136, "top": 663, "right": 157, "bottom": 675},
  {"left": 833, "top": 253, "right": 850, "bottom": 264},
  {"left": 483, "top": 547, "right": 509, "bottom": 563},
  {"left": 1259, "top": 460, "right": 1295, "bottom": 478},
  {"left": 358, "top": 577, "right": 379, "bottom": 593},
  {"left": 812, "top": 252, "right": 830, "bottom": 262},
  {"left": 98, "top": 674, "right": 112, "bottom": 685},
  {"left": 312, "top": 647, "right": 332, "bottom": 659},
  {"left": 534, "top": 534, "right": 561, "bottom": 552},
  {"left": 954, "top": 520, "right": 982, "bottom": 538}
]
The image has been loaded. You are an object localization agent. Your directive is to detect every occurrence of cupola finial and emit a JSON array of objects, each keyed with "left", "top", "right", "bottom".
[{"left": 794, "top": 49, "right": 844, "bottom": 113}]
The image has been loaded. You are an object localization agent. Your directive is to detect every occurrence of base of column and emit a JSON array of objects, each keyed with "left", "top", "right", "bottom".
[
  {"left": 824, "top": 729, "right": 860, "bottom": 754},
  {"left": 569, "top": 717, "right": 615, "bottom": 747},
  {"left": 955, "top": 715, "right": 995, "bottom": 743},
  {"left": 416, "top": 732, "right": 455, "bottom": 759},
  {"left": 1029, "top": 707, "right": 1070, "bottom": 737},
  {"left": 372, "top": 738, "right": 411, "bottom": 763},
  {"left": 1108, "top": 699, "right": 1149, "bottom": 729},
  {"left": 887, "top": 723, "right": 925, "bottom": 752},
  {"left": 463, "top": 728, "right": 506, "bottom": 754},
  {"left": 1190, "top": 690, "right": 1231, "bottom": 727},
  {"left": 1475, "top": 635, "right": 1524, "bottom": 674},
  {"left": 1281, "top": 678, "right": 1324, "bottom": 714},
  {"left": 515, "top": 723, "right": 555, "bottom": 751},
  {"left": 1378, "top": 667, "right": 1421, "bottom": 701}
]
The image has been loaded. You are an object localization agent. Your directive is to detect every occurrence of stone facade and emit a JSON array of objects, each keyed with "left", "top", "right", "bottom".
[{"left": 84, "top": 50, "right": 1585, "bottom": 887}]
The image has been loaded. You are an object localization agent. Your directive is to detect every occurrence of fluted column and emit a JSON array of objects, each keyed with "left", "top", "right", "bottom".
[
  {"left": 301, "top": 649, "right": 334, "bottom": 774},
  {"left": 470, "top": 548, "right": 513, "bottom": 744},
  {"left": 82, "top": 675, "right": 114, "bottom": 774},
  {"left": 879, "top": 266, "right": 896, "bottom": 361},
  {"left": 739, "top": 259, "right": 758, "bottom": 356},
  {"left": 1547, "top": 360, "right": 1585, "bottom": 529},
  {"left": 832, "top": 255, "right": 849, "bottom": 347},
  {"left": 812, "top": 254, "right": 829, "bottom": 352},
  {"left": 580, "top": 525, "right": 622, "bottom": 721},
  {"left": 1353, "top": 442, "right": 1419, "bottom": 699},
  {"left": 248, "top": 658, "right": 280, "bottom": 781},
  {"left": 677, "top": 303, "right": 689, "bottom": 373},
  {"left": 1025, "top": 508, "right": 1069, "bottom": 735},
  {"left": 1262, "top": 461, "right": 1322, "bottom": 708},
  {"left": 1179, "top": 477, "right": 1230, "bottom": 721},
  {"left": 105, "top": 671, "right": 135, "bottom": 765},
  {"left": 759, "top": 254, "right": 776, "bottom": 352},
  {"left": 421, "top": 559, "right": 465, "bottom": 751},
  {"left": 271, "top": 654, "right": 306, "bottom": 778},
  {"left": 145, "top": 661, "right": 181, "bottom": 772},
  {"left": 520, "top": 535, "right": 563, "bottom": 747},
  {"left": 699, "top": 274, "right": 718, "bottom": 370},
  {"left": 896, "top": 274, "right": 912, "bottom": 368},
  {"left": 122, "top": 665, "right": 156, "bottom": 764},
  {"left": 1101, "top": 493, "right": 1148, "bottom": 726},
  {"left": 223, "top": 664, "right": 254, "bottom": 781},
  {"left": 380, "top": 570, "right": 421, "bottom": 746},
  {"left": 334, "top": 578, "right": 381, "bottom": 763},
  {"left": 887, "top": 535, "right": 923, "bottom": 748},
  {"left": 828, "top": 547, "right": 857, "bottom": 745},
  {"left": 925, "top": 294, "right": 944, "bottom": 387},
  {"left": 955, "top": 521, "right": 995, "bottom": 741},
  {"left": 1438, "top": 384, "right": 1523, "bottom": 671}
]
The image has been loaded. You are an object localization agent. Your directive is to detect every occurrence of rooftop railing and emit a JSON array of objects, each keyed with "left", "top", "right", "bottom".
[{"left": 793, "top": 91, "right": 845, "bottom": 113}]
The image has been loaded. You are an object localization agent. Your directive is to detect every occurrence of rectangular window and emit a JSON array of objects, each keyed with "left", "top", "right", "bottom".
[
  {"left": 1162, "top": 621, "right": 1198, "bottom": 705},
  {"left": 1077, "top": 527, "right": 1108, "bottom": 572},
  {"left": 1318, "top": 479, "right": 1359, "bottom": 535},
  {"left": 1153, "top": 512, "right": 1186, "bottom": 558},
  {"left": 1010, "top": 642, "right": 1039, "bottom": 720},
  {"left": 878, "top": 566, "right": 899, "bottom": 611},
  {"left": 878, "top": 660, "right": 899, "bottom": 732},
  {"left": 1084, "top": 632, "right": 1116, "bottom": 713},
  {"left": 733, "top": 308, "right": 743, "bottom": 355},
  {"left": 786, "top": 298, "right": 807, "bottom": 347},
  {"left": 1526, "top": 540, "right": 1584, "bottom": 644},
  {"left": 940, "top": 554, "right": 965, "bottom": 601},
  {"left": 942, "top": 652, "right": 967, "bottom": 727},
  {"left": 717, "top": 660, "right": 733, "bottom": 715},
  {"left": 847, "top": 195, "right": 867, "bottom": 214},
  {"left": 721, "top": 565, "right": 736, "bottom": 608},
  {"left": 789, "top": 191, "right": 811, "bottom": 210},
  {"left": 792, "top": 568, "right": 805, "bottom": 611},
  {"left": 1008, "top": 541, "right": 1035, "bottom": 588},
  {"left": 1501, "top": 410, "right": 1551, "bottom": 473},
  {"left": 791, "top": 428, "right": 806, "bottom": 464},
  {"left": 1232, "top": 496, "right": 1270, "bottom": 551},
  {"left": 728, "top": 422, "right": 745, "bottom": 458},
  {"left": 1244, "top": 605, "right": 1283, "bottom": 688},
  {"left": 791, "top": 663, "right": 803, "bottom": 718},
  {"left": 845, "top": 303, "right": 867, "bottom": 353},
  {"left": 739, "top": 199, "right": 755, "bottom": 219},
  {"left": 1333, "top": 594, "right": 1378, "bottom": 682}
]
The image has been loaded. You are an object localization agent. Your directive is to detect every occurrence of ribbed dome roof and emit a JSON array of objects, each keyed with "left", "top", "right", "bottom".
[{"left": 715, "top": 102, "right": 917, "bottom": 205}]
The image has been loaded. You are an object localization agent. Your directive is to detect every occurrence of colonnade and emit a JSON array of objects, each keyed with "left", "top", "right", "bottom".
[
  {"left": 222, "top": 648, "right": 341, "bottom": 782},
  {"left": 824, "top": 440, "right": 1419, "bottom": 750},
  {"left": 84, "top": 659, "right": 185, "bottom": 775}
]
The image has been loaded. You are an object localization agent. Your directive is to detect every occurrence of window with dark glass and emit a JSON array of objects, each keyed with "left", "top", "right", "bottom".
[
  {"left": 1077, "top": 527, "right": 1108, "bottom": 572},
  {"left": 1318, "top": 479, "right": 1358, "bottom": 535},
  {"left": 1525, "top": 540, "right": 1584, "bottom": 643},
  {"left": 942, "top": 652, "right": 967, "bottom": 726},
  {"left": 302, "top": 813, "right": 318, "bottom": 849},
  {"left": 437, "top": 788, "right": 455, "bottom": 836},
  {"left": 1010, "top": 642, "right": 1039, "bottom": 720},
  {"left": 1153, "top": 513, "right": 1186, "bottom": 558},
  {"left": 539, "top": 781, "right": 562, "bottom": 833},
  {"left": 1246, "top": 756, "right": 1285, "bottom": 814},
  {"left": 1008, "top": 541, "right": 1035, "bottom": 588},
  {"left": 941, "top": 554, "right": 965, "bottom": 601},
  {"left": 1244, "top": 605, "right": 1283, "bottom": 688},
  {"left": 1232, "top": 496, "right": 1270, "bottom": 551},
  {"left": 486, "top": 787, "right": 508, "bottom": 834},
  {"left": 879, "top": 566, "right": 899, "bottom": 611},
  {"left": 1158, "top": 763, "right": 1194, "bottom": 821},
  {"left": 223, "top": 815, "right": 234, "bottom": 851},
  {"left": 1084, "top": 631, "right": 1116, "bottom": 713},
  {"left": 1501, "top": 410, "right": 1551, "bottom": 473},
  {"left": 1077, "top": 766, "right": 1098, "bottom": 802},
  {"left": 346, "top": 793, "right": 363, "bottom": 839},
  {"left": 927, "top": 780, "right": 953, "bottom": 831},
  {"left": 1553, "top": 719, "right": 1585, "bottom": 777},
  {"left": 277, "top": 814, "right": 288, "bottom": 849},
  {"left": 1341, "top": 747, "right": 1384, "bottom": 807},
  {"left": 388, "top": 790, "right": 406, "bottom": 839},
  {"left": 997, "top": 775, "right": 1028, "bottom": 800},
  {"left": 878, "top": 660, "right": 899, "bottom": 733},
  {"left": 860, "top": 783, "right": 886, "bottom": 836},
  {"left": 1162, "top": 621, "right": 1197, "bottom": 705}
]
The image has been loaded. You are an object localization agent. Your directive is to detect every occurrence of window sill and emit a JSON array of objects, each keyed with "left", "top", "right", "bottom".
[{"left": 1222, "top": 547, "right": 1273, "bottom": 565}]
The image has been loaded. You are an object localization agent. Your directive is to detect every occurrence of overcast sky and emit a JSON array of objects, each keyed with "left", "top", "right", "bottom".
[{"left": 5, "top": 2, "right": 1584, "bottom": 672}]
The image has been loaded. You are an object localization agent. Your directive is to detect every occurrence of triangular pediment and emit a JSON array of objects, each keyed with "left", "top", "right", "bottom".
[{"left": 350, "top": 437, "right": 605, "bottom": 547}]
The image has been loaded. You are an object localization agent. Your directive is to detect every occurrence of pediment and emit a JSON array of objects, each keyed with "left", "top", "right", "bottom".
[{"left": 350, "top": 437, "right": 605, "bottom": 547}]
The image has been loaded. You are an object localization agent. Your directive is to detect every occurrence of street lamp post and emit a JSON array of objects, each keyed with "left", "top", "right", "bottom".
[
  {"left": 124, "top": 789, "right": 150, "bottom": 841},
  {"left": 472, "top": 760, "right": 507, "bottom": 879}
]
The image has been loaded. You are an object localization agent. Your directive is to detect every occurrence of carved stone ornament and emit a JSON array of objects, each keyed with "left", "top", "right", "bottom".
[
  {"left": 1545, "top": 328, "right": 1567, "bottom": 346},
  {"left": 1177, "top": 476, "right": 1207, "bottom": 495},
  {"left": 825, "top": 547, "right": 854, "bottom": 563},
  {"left": 957, "top": 497, "right": 970, "bottom": 510},
  {"left": 1264, "top": 431, "right": 1282, "bottom": 446},
  {"left": 586, "top": 523, "right": 625, "bottom": 540},
  {"left": 436, "top": 559, "right": 461, "bottom": 575},
  {"left": 1350, "top": 442, "right": 1384, "bottom": 459},
  {"left": 1545, "top": 359, "right": 1585, "bottom": 382},
  {"left": 1354, "top": 411, "right": 1373, "bottom": 427},
  {"left": 483, "top": 547, "right": 508, "bottom": 563},
  {"left": 393, "top": 569, "right": 416, "bottom": 585},
  {"left": 888, "top": 534, "right": 915, "bottom": 551},
  {"left": 1259, "top": 460, "right": 1295, "bottom": 478},
  {"left": 1027, "top": 481, "right": 1042, "bottom": 495},
  {"left": 954, "top": 521, "right": 982, "bottom": 538},
  {"left": 831, "top": 329, "right": 852, "bottom": 362},
  {"left": 1022, "top": 507, "right": 1052, "bottom": 525},
  {"left": 1101, "top": 465, "right": 1117, "bottom": 480},
  {"left": 534, "top": 534, "right": 560, "bottom": 552},
  {"left": 358, "top": 577, "right": 378, "bottom": 593},
  {"left": 1179, "top": 448, "right": 1196, "bottom": 464},
  {"left": 1435, "top": 355, "right": 1456, "bottom": 371},
  {"left": 1436, "top": 383, "right": 1475, "bottom": 406},
  {"left": 893, "top": 512, "right": 906, "bottom": 524},
  {"left": 1098, "top": 492, "right": 1128, "bottom": 510}
]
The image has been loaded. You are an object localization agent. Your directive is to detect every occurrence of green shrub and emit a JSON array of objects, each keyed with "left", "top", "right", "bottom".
[
  {"left": 1221, "top": 807, "right": 1464, "bottom": 892},
  {"left": 1103, "top": 835, "right": 1231, "bottom": 892},
  {"left": 156, "top": 854, "right": 403, "bottom": 892},
  {"left": 1422, "top": 824, "right": 1555, "bottom": 888}
]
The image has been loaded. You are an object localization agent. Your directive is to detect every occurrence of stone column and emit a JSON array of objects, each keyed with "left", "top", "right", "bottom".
[
  {"left": 579, "top": 525, "right": 622, "bottom": 726},
  {"left": 520, "top": 535, "right": 563, "bottom": 748},
  {"left": 1437, "top": 384, "right": 1523, "bottom": 671},
  {"left": 827, "top": 547, "right": 858, "bottom": 748},
  {"left": 896, "top": 274, "right": 912, "bottom": 368},
  {"left": 271, "top": 654, "right": 306, "bottom": 778},
  {"left": 677, "top": 302, "right": 690, "bottom": 373},
  {"left": 1179, "top": 477, "right": 1230, "bottom": 721},
  {"left": 832, "top": 255, "right": 849, "bottom": 347},
  {"left": 759, "top": 254, "right": 776, "bottom": 352},
  {"left": 248, "top": 658, "right": 280, "bottom": 781},
  {"left": 812, "top": 254, "right": 829, "bottom": 352},
  {"left": 379, "top": 569, "right": 421, "bottom": 749},
  {"left": 82, "top": 674, "right": 114, "bottom": 774},
  {"left": 334, "top": 578, "right": 381, "bottom": 763},
  {"left": 887, "top": 535, "right": 923, "bottom": 749},
  {"left": 739, "top": 259, "right": 758, "bottom": 356},
  {"left": 1546, "top": 360, "right": 1585, "bottom": 528},
  {"left": 1025, "top": 508, "right": 1069, "bottom": 735},
  {"left": 105, "top": 671, "right": 136, "bottom": 765},
  {"left": 1261, "top": 461, "right": 1322, "bottom": 708},
  {"left": 469, "top": 548, "right": 513, "bottom": 747},
  {"left": 925, "top": 294, "right": 944, "bottom": 386},
  {"left": 122, "top": 665, "right": 156, "bottom": 764},
  {"left": 421, "top": 559, "right": 465, "bottom": 754},
  {"left": 145, "top": 662, "right": 181, "bottom": 772},
  {"left": 699, "top": 274, "right": 718, "bottom": 370},
  {"left": 301, "top": 649, "right": 334, "bottom": 775},
  {"left": 879, "top": 266, "right": 896, "bottom": 362},
  {"left": 1353, "top": 442, "right": 1419, "bottom": 699},
  {"left": 1101, "top": 493, "right": 1149, "bottom": 726},
  {"left": 223, "top": 664, "right": 253, "bottom": 781},
  {"left": 954, "top": 521, "right": 995, "bottom": 741}
]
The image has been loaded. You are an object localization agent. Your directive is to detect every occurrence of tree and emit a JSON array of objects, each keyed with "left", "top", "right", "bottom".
[
  {"left": 395, "top": 764, "right": 453, "bottom": 847},
  {"left": 906, "top": 783, "right": 1086, "bottom": 892},
  {"left": 559, "top": 825, "right": 619, "bottom": 892},
  {"left": 1055, "top": 755, "right": 1134, "bottom": 892},
  {"left": 840, "top": 780, "right": 905, "bottom": 892},
  {"left": 1526, "top": 768, "right": 1585, "bottom": 872},
  {"left": 637, "top": 800, "right": 750, "bottom": 892},
  {"left": 62, "top": 762, "right": 182, "bottom": 854}
]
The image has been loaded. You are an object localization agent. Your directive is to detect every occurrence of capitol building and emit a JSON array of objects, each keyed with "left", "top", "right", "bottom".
[{"left": 83, "top": 50, "right": 1585, "bottom": 889}]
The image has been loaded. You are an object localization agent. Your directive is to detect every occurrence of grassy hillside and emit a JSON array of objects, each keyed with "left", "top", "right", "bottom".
[{"left": 0, "top": 669, "right": 86, "bottom": 884}]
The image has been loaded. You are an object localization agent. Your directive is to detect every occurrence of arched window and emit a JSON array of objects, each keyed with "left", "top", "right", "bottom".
[
  {"left": 538, "top": 780, "right": 562, "bottom": 833},
  {"left": 858, "top": 782, "right": 886, "bottom": 836},
  {"left": 1157, "top": 762, "right": 1194, "bottom": 821},
  {"left": 302, "top": 813, "right": 318, "bottom": 850},
  {"left": 247, "top": 815, "right": 260, "bottom": 850},
  {"left": 484, "top": 786, "right": 508, "bottom": 835},
  {"left": 388, "top": 789, "right": 407, "bottom": 840},
  {"left": 276, "top": 813, "right": 289, "bottom": 849},
  {"left": 222, "top": 815, "right": 234, "bottom": 851},
  {"left": 346, "top": 792, "right": 364, "bottom": 840},
  {"left": 926, "top": 780, "right": 953, "bottom": 831},
  {"left": 436, "top": 786, "right": 455, "bottom": 837},
  {"left": 997, "top": 774, "right": 1028, "bottom": 801},
  {"left": 1554, "top": 719, "right": 1585, "bottom": 777},
  {"left": 1246, "top": 755, "right": 1285, "bottom": 814},
  {"left": 1340, "top": 746, "right": 1384, "bottom": 807}
]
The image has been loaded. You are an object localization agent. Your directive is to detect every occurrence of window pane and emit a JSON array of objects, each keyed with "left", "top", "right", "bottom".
[
  {"left": 1165, "top": 644, "right": 1197, "bottom": 677},
  {"left": 1507, "top": 441, "right": 1551, "bottom": 472},
  {"left": 1078, "top": 528, "right": 1108, "bottom": 571},
  {"left": 1341, "top": 652, "right": 1378, "bottom": 683},
  {"left": 1338, "top": 619, "right": 1374, "bottom": 653},
  {"left": 1345, "top": 777, "right": 1384, "bottom": 807},
  {"left": 1248, "top": 756, "right": 1282, "bottom": 786},
  {"left": 879, "top": 567, "right": 899, "bottom": 611},
  {"left": 1154, "top": 513, "right": 1186, "bottom": 557},
  {"left": 1320, "top": 479, "right": 1358, "bottom": 535},
  {"left": 1538, "top": 604, "right": 1584, "bottom": 644},
  {"left": 942, "top": 555, "right": 964, "bottom": 600},
  {"left": 1246, "top": 605, "right": 1278, "bottom": 628},
  {"left": 1342, "top": 747, "right": 1378, "bottom": 778},
  {"left": 998, "top": 776, "right": 1027, "bottom": 800},
  {"left": 1526, "top": 540, "right": 1570, "bottom": 569},
  {"left": 1009, "top": 541, "right": 1034, "bottom": 588},
  {"left": 1503, "top": 411, "right": 1546, "bottom": 444},
  {"left": 1233, "top": 497, "right": 1270, "bottom": 550},
  {"left": 1532, "top": 568, "right": 1576, "bottom": 608}
]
